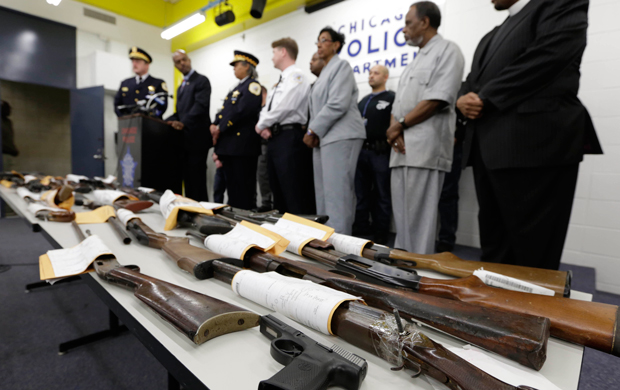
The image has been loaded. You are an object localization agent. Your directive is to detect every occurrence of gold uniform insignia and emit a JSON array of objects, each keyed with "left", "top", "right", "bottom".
[
  {"left": 121, "top": 87, "right": 128, "bottom": 92},
  {"left": 162, "top": 82, "right": 168, "bottom": 92},
  {"left": 148, "top": 85, "right": 155, "bottom": 92},
  {"left": 232, "top": 90, "right": 240, "bottom": 98},
  {"left": 249, "top": 82, "right": 261, "bottom": 96}
]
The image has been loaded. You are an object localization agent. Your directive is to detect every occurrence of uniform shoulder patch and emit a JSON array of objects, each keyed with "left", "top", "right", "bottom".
[
  {"left": 292, "top": 73, "right": 304, "bottom": 84},
  {"left": 249, "top": 82, "right": 261, "bottom": 96},
  {"left": 161, "top": 82, "right": 168, "bottom": 92}
]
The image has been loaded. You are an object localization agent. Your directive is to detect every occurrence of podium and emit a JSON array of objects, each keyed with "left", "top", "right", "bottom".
[{"left": 116, "top": 114, "right": 182, "bottom": 193}]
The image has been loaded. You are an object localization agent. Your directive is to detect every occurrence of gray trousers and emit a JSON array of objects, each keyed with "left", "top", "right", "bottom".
[
  {"left": 391, "top": 166, "right": 445, "bottom": 254},
  {"left": 313, "top": 139, "right": 363, "bottom": 234}
]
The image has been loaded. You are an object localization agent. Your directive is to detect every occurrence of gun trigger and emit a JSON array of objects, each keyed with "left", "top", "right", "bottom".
[{"left": 403, "top": 357, "right": 422, "bottom": 378}]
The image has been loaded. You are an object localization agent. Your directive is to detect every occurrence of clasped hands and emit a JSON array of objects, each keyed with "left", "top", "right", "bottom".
[
  {"left": 386, "top": 123, "right": 406, "bottom": 154},
  {"left": 303, "top": 129, "right": 320, "bottom": 149},
  {"left": 456, "top": 92, "right": 484, "bottom": 120},
  {"left": 255, "top": 125, "right": 272, "bottom": 140}
]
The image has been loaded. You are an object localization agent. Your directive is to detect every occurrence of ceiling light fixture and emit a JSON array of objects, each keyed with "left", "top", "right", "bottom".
[
  {"left": 160, "top": 0, "right": 226, "bottom": 40},
  {"left": 161, "top": 12, "right": 206, "bottom": 40},
  {"left": 46, "top": 0, "right": 62, "bottom": 6}
]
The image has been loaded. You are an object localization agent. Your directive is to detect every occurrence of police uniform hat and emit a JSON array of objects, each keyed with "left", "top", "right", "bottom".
[
  {"left": 230, "top": 50, "right": 259, "bottom": 67},
  {"left": 129, "top": 47, "right": 152, "bottom": 64}
]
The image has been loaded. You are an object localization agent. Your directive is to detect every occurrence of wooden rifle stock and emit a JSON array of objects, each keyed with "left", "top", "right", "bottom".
[{"left": 365, "top": 248, "right": 571, "bottom": 297}]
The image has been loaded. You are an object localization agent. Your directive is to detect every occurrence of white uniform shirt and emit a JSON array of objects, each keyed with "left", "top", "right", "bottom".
[{"left": 257, "top": 64, "right": 311, "bottom": 130}]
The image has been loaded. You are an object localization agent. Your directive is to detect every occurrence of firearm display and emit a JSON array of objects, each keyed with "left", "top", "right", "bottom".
[
  {"left": 126, "top": 217, "right": 550, "bottom": 371},
  {"left": 162, "top": 241, "right": 540, "bottom": 390},
  {"left": 179, "top": 212, "right": 620, "bottom": 359}
]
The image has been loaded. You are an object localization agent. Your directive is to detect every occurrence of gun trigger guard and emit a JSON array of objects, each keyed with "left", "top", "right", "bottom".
[
  {"left": 390, "top": 363, "right": 405, "bottom": 372},
  {"left": 403, "top": 357, "right": 422, "bottom": 378}
]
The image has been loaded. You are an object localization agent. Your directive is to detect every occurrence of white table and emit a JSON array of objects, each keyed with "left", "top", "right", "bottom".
[{"left": 0, "top": 186, "right": 588, "bottom": 390}]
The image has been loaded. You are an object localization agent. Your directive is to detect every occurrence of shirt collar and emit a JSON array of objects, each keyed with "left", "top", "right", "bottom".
[
  {"left": 508, "top": 0, "right": 531, "bottom": 16},
  {"left": 183, "top": 69, "right": 195, "bottom": 81},
  {"left": 239, "top": 76, "right": 249, "bottom": 84},
  {"left": 419, "top": 34, "right": 442, "bottom": 55},
  {"left": 136, "top": 73, "right": 149, "bottom": 83}
]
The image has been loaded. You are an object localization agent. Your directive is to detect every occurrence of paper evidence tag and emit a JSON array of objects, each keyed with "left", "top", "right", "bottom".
[
  {"left": 203, "top": 222, "right": 278, "bottom": 259},
  {"left": 116, "top": 208, "right": 139, "bottom": 226},
  {"left": 17, "top": 187, "right": 40, "bottom": 200},
  {"left": 473, "top": 269, "right": 555, "bottom": 296},
  {"left": 94, "top": 175, "right": 116, "bottom": 184},
  {"left": 75, "top": 205, "right": 116, "bottom": 224},
  {"left": 92, "top": 189, "right": 135, "bottom": 205},
  {"left": 28, "top": 203, "right": 64, "bottom": 215},
  {"left": 66, "top": 174, "right": 89, "bottom": 183},
  {"left": 137, "top": 186, "right": 155, "bottom": 193},
  {"left": 42, "top": 235, "right": 112, "bottom": 279},
  {"left": 261, "top": 223, "right": 314, "bottom": 256},
  {"left": 232, "top": 271, "right": 359, "bottom": 335},
  {"left": 275, "top": 213, "right": 334, "bottom": 241},
  {"left": 327, "top": 233, "right": 371, "bottom": 256},
  {"left": 160, "top": 189, "right": 214, "bottom": 230},
  {"left": 24, "top": 175, "right": 37, "bottom": 183}
]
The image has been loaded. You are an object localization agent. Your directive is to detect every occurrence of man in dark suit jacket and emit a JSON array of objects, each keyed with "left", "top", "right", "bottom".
[
  {"left": 166, "top": 49, "right": 212, "bottom": 201},
  {"left": 457, "top": 0, "right": 602, "bottom": 270},
  {"left": 211, "top": 50, "right": 263, "bottom": 210}
]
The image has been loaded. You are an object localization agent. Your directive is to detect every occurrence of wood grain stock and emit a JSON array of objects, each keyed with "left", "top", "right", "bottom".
[
  {"left": 375, "top": 249, "right": 570, "bottom": 297},
  {"left": 332, "top": 302, "right": 536, "bottom": 390},
  {"left": 417, "top": 275, "right": 620, "bottom": 356},
  {"left": 107, "top": 266, "right": 260, "bottom": 344}
]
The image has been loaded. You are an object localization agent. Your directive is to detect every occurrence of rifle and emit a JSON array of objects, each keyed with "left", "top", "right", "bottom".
[
  {"left": 181, "top": 214, "right": 620, "bottom": 359},
  {"left": 127, "top": 217, "right": 550, "bottom": 371},
  {"left": 22, "top": 197, "right": 75, "bottom": 222},
  {"left": 70, "top": 221, "right": 260, "bottom": 344},
  {"left": 216, "top": 209, "right": 571, "bottom": 297}
]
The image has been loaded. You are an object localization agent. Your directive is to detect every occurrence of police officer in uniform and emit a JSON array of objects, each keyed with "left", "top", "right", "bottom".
[
  {"left": 211, "top": 51, "right": 263, "bottom": 210},
  {"left": 114, "top": 47, "right": 168, "bottom": 118},
  {"left": 353, "top": 65, "right": 395, "bottom": 244}
]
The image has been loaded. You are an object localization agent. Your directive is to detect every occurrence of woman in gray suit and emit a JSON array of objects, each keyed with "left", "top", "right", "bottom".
[{"left": 305, "top": 27, "right": 366, "bottom": 234}]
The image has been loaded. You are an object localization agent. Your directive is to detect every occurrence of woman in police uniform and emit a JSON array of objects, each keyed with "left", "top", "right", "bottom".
[{"left": 211, "top": 51, "right": 263, "bottom": 210}]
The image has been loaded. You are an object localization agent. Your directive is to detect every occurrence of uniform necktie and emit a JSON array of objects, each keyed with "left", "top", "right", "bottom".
[{"left": 268, "top": 76, "right": 283, "bottom": 112}]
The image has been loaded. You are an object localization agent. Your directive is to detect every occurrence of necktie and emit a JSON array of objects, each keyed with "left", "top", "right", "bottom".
[
  {"left": 485, "top": 16, "right": 512, "bottom": 62},
  {"left": 268, "top": 76, "right": 283, "bottom": 112}
]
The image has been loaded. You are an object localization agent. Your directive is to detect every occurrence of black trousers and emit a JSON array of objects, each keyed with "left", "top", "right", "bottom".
[
  {"left": 213, "top": 167, "right": 226, "bottom": 204},
  {"left": 182, "top": 149, "right": 208, "bottom": 201},
  {"left": 219, "top": 154, "right": 258, "bottom": 210},
  {"left": 472, "top": 146, "right": 579, "bottom": 270},
  {"left": 267, "top": 128, "right": 316, "bottom": 214},
  {"left": 353, "top": 149, "right": 391, "bottom": 238},
  {"left": 437, "top": 142, "right": 463, "bottom": 247}
]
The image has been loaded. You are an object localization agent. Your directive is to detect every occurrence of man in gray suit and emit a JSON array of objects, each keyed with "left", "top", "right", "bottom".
[
  {"left": 387, "top": 2, "right": 464, "bottom": 253},
  {"left": 306, "top": 28, "right": 366, "bottom": 234}
]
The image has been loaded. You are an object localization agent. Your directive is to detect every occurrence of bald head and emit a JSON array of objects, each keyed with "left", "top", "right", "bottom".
[
  {"left": 310, "top": 52, "right": 325, "bottom": 77},
  {"left": 172, "top": 49, "right": 192, "bottom": 76},
  {"left": 368, "top": 65, "right": 389, "bottom": 92}
]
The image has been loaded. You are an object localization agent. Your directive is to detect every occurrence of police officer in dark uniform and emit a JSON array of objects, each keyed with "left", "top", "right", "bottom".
[
  {"left": 211, "top": 51, "right": 262, "bottom": 210},
  {"left": 114, "top": 47, "right": 168, "bottom": 118},
  {"left": 353, "top": 65, "right": 395, "bottom": 244}
]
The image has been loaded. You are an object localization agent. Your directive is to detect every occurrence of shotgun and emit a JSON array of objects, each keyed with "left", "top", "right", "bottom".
[
  {"left": 215, "top": 208, "right": 571, "bottom": 297},
  {"left": 126, "top": 217, "right": 550, "bottom": 371}
]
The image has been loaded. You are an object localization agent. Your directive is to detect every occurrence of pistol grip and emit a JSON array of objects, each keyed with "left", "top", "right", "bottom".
[{"left": 259, "top": 352, "right": 328, "bottom": 390}]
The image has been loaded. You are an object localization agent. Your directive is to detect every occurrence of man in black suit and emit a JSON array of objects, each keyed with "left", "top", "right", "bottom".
[
  {"left": 211, "top": 51, "right": 263, "bottom": 210},
  {"left": 166, "top": 49, "right": 212, "bottom": 201},
  {"left": 114, "top": 47, "right": 168, "bottom": 118},
  {"left": 457, "top": 0, "right": 602, "bottom": 270}
]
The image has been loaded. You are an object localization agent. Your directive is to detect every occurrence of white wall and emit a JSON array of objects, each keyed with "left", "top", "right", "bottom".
[
  {"left": 0, "top": 0, "right": 175, "bottom": 175},
  {"left": 189, "top": 0, "right": 620, "bottom": 293}
]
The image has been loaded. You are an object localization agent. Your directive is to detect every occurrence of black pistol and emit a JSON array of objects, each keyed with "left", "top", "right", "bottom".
[{"left": 259, "top": 315, "right": 367, "bottom": 390}]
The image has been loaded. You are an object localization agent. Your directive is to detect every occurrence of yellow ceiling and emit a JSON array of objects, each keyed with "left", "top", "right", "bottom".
[{"left": 74, "top": 0, "right": 311, "bottom": 52}]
